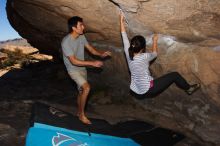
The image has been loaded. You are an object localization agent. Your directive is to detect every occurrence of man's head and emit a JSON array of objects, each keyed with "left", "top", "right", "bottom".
[{"left": 68, "top": 16, "right": 84, "bottom": 34}]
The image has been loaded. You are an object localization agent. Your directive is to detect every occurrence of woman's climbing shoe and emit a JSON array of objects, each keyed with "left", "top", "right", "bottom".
[{"left": 186, "top": 83, "right": 201, "bottom": 95}]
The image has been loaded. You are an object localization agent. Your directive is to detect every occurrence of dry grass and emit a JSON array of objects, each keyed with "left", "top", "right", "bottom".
[{"left": 0, "top": 48, "right": 34, "bottom": 69}]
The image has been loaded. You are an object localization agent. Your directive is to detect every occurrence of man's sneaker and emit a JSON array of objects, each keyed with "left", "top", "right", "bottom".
[{"left": 186, "top": 83, "right": 201, "bottom": 95}]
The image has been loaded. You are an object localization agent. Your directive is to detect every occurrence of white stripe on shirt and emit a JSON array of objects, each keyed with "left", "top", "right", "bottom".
[{"left": 121, "top": 32, "right": 157, "bottom": 94}]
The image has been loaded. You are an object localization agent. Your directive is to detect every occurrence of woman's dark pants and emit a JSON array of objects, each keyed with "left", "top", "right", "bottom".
[{"left": 132, "top": 72, "right": 190, "bottom": 99}]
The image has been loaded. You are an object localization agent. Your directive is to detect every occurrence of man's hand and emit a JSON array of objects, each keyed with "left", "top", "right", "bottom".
[
  {"left": 91, "top": 60, "right": 103, "bottom": 67},
  {"left": 100, "top": 51, "right": 112, "bottom": 58}
]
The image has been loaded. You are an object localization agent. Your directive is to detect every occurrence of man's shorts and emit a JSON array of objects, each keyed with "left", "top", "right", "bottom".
[{"left": 68, "top": 70, "right": 87, "bottom": 91}]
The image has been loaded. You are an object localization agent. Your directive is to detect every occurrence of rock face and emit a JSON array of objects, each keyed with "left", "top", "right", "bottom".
[
  {"left": 0, "top": 123, "right": 21, "bottom": 146},
  {"left": 6, "top": 0, "right": 220, "bottom": 145}
]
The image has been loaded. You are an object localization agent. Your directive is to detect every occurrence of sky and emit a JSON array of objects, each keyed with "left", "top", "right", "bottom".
[{"left": 0, "top": 0, "right": 21, "bottom": 41}]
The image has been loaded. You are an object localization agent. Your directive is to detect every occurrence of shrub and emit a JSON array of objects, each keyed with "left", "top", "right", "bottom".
[{"left": 0, "top": 48, "right": 34, "bottom": 69}]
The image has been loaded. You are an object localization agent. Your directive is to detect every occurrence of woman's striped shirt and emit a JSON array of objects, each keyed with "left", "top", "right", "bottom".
[{"left": 122, "top": 32, "right": 157, "bottom": 94}]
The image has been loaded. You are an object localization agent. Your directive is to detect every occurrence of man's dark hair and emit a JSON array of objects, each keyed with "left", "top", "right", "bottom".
[
  {"left": 68, "top": 16, "right": 83, "bottom": 33},
  {"left": 129, "top": 35, "right": 146, "bottom": 60}
]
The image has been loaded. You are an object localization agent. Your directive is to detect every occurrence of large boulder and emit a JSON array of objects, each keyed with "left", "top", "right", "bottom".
[
  {"left": 6, "top": 0, "right": 220, "bottom": 145},
  {"left": 0, "top": 123, "right": 21, "bottom": 146}
]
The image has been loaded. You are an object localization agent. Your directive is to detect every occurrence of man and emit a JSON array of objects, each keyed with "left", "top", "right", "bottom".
[{"left": 61, "top": 16, "right": 111, "bottom": 124}]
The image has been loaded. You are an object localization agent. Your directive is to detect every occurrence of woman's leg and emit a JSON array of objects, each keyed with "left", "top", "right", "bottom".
[{"left": 146, "top": 72, "right": 190, "bottom": 97}]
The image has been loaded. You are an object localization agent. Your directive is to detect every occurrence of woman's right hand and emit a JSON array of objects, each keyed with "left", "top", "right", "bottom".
[
  {"left": 120, "top": 11, "right": 126, "bottom": 32},
  {"left": 120, "top": 11, "right": 124, "bottom": 23}
]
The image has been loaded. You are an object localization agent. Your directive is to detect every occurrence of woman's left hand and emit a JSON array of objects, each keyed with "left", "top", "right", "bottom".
[{"left": 153, "top": 34, "right": 158, "bottom": 42}]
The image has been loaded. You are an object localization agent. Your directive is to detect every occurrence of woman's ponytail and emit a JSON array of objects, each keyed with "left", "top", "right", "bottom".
[
  {"left": 128, "top": 35, "right": 146, "bottom": 60},
  {"left": 129, "top": 45, "right": 134, "bottom": 60}
]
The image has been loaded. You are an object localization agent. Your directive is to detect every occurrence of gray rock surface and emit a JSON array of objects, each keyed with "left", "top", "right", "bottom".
[{"left": 5, "top": 0, "right": 220, "bottom": 145}]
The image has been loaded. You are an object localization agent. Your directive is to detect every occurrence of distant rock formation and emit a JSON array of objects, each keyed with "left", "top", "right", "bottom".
[
  {"left": 0, "top": 38, "right": 30, "bottom": 47},
  {"left": 0, "top": 39, "right": 52, "bottom": 75},
  {"left": 5, "top": 0, "right": 220, "bottom": 145}
]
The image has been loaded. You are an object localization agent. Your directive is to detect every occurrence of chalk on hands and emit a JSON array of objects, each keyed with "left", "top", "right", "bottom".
[{"left": 119, "top": 8, "right": 129, "bottom": 25}]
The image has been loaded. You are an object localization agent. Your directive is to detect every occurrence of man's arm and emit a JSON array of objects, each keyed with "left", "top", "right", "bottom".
[
  {"left": 85, "top": 44, "right": 111, "bottom": 58},
  {"left": 67, "top": 55, "right": 103, "bottom": 67}
]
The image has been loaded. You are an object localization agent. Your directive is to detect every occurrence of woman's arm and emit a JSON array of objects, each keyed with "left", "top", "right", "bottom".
[
  {"left": 120, "top": 12, "right": 130, "bottom": 61},
  {"left": 146, "top": 34, "right": 158, "bottom": 61},
  {"left": 152, "top": 34, "right": 158, "bottom": 53},
  {"left": 120, "top": 12, "right": 126, "bottom": 33}
]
